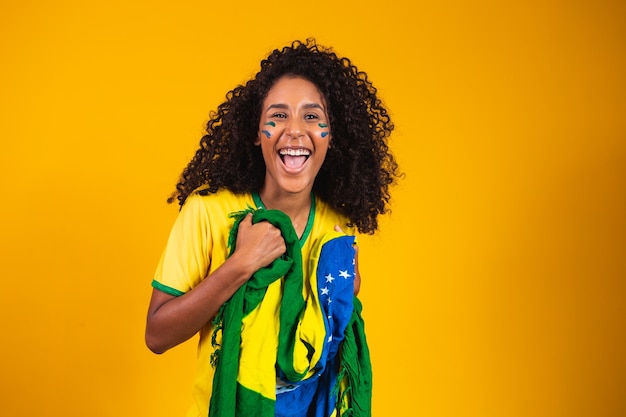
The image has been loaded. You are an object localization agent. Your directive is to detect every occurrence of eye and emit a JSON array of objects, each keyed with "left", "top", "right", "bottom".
[
  {"left": 305, "top": 113, "right": 320, "bottom": 120},
  {"left": 271, "top": 112, "right": 287, "bottom": 119}
]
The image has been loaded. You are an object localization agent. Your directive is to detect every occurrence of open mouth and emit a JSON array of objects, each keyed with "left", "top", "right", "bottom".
[{"left": 279, "top": 148, "right": 311, "bottom": 169}]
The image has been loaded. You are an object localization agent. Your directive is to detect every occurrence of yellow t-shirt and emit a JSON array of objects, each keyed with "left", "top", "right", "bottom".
[{"left": 152, "top": 188, "right": 353, "bottom": 417}]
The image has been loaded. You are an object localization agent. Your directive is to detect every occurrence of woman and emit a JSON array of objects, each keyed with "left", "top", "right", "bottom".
[{"left": 146, "top": 39, "right": 399, "bottom": 417}]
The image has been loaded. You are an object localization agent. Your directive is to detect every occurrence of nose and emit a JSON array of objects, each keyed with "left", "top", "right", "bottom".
[{"left": 286, "top": 118, "right": 305, "bottom": 138}]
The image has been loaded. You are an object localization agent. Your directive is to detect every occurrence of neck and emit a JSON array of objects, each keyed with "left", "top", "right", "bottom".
[{"left": 258, "top": 189, "right": 312, "bottom": 236}]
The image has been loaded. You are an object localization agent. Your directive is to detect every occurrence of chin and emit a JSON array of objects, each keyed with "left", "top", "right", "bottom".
[{"left": 278, "top": 179, "right": 313, "bottom": 196}]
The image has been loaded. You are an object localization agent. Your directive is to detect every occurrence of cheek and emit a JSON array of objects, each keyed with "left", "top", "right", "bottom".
[
  {"left": 260, "top": 121, "right": 276, "bottom": 139},
  {"left": 313, "top": 137, "right": 331, "bottom": 160},
  {"left": 317, "top": 123, "right": 330, "bottom": 138}
]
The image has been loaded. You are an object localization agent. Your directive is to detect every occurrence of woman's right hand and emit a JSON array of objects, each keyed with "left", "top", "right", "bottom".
[{"left": 230, "top": 213, "right": 287, "bottom": 277}]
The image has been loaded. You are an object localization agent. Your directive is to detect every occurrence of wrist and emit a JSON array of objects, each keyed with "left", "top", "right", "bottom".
[{"left": 225, "top": 251, "right": 257, "bottom": 282}]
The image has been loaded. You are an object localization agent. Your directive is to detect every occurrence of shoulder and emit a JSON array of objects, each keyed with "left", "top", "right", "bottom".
[
  {"left": 312, "top": 196, "right": 355, "bottom": 235},
  {"left": 184, "top": 187, "right": 255, "bottom": 217},
  {"left": 172, "top": 188, "right": 255, "bottom": 235}
]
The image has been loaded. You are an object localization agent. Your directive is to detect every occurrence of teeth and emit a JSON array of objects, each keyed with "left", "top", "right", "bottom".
[{"left": 279, "top": 148, "right": 310, "bottom": 156}]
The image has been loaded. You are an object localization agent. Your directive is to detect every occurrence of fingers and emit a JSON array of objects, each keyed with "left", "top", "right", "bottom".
[
  {"left": 234, "top": 215, "right": 286, "bottom": 271},
  {"left": 353, "top": 240, "right": 361, "bottom": 295},
  {"left": 239, "top": 212, "right": 254, "bottom": 229}
]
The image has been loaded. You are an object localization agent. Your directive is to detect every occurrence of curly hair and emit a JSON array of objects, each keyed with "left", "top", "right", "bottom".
[{"left": 169, "top": 39, "right": 400, "bottom": 234}]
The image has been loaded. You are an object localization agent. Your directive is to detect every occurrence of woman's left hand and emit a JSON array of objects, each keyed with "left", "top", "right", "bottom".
[{"left": 334, "top": 225, "right": 361, "bottom": 295}]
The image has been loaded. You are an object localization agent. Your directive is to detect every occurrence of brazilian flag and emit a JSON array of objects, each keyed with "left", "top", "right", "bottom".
[{"left": 208, "top": 208, "right": 372, "bottom": 417}]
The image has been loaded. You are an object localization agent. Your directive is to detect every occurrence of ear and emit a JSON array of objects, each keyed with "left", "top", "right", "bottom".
[{"left": 254, "top": 132, "right": 261, "bottom": 145}]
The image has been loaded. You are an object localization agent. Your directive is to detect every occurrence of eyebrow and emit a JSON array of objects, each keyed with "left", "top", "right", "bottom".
[
  {"left": 265, "top": 103, "right": 325, "bottom": 112},
  {"left": 303, "top": 103, "right": 324, "bottom": 110}
]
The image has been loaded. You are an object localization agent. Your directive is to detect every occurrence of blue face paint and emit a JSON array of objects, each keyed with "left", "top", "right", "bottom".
[
  {"left": 261, "top": 121, "right": 275, "bottom": 138},
  {"left": 319, "top": 123, "right": 329, "bottom": 138}
]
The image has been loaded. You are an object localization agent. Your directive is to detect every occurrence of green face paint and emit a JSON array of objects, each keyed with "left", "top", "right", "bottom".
[
  {"left": 318, "top": 123, "right": 329, "bottom": 138},
  {"left": 261, "top": 121, "right": 275, "bottom": 138}
]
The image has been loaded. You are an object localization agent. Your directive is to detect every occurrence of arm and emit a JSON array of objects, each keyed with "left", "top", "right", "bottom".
[{"left": 145, "top": 213, "right": 286, "bottom": 354}]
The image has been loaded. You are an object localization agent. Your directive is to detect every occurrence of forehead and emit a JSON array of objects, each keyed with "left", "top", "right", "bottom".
[{"left": 263, "top": 76, "right": 325, "bottom": 104}]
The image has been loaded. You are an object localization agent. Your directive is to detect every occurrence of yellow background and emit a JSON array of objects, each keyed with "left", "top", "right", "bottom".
[{"left": 1, "top": 0, "right": 624, "bottom": 416}]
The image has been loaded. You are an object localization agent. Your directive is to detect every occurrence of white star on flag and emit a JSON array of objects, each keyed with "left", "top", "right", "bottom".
[
  {"left": 321, "top": 287, "right": 329, "bottom": 296},
  {"left": 325, "top": 273, "right": 335, "bottom": 283},
  {"left": 339, "top": 270, "right": 351, "bottom": 279}
]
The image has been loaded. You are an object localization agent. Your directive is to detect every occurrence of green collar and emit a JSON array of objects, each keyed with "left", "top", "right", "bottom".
[{"left": 252, "top": 191, "right": 316, "bottom": 246}]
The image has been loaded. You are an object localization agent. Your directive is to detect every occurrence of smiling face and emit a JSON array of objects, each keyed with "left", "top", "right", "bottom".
[{"left": 256, "top": 75, "right": 331, "bottom": 199}]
